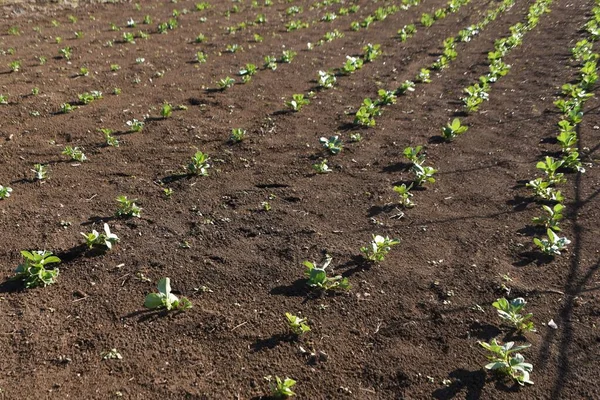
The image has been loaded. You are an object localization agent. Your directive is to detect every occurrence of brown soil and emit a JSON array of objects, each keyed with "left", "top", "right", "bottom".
[{"left": 0, "top": 0, "right": 598, "bottom": 399}]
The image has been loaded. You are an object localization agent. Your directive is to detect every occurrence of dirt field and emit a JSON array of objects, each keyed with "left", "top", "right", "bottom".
[{"left": 0, "top": 0, "right": 598, "bottom": 398}]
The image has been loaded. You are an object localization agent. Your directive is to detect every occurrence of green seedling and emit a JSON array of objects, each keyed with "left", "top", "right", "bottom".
[
  {"left": 319, "top": 135, "right": 343, "bottom": 155},
  {"left": 412, "top": 163, "right": 437, "bottom": 186},
  {"left": 393, "top": 183, "right": 414, "bottom": 208},
  {"left": 126, "top": 119, "right": 144, "bottom": 132},
  {"left": 533, "top": 228, "right": 571, "bottom": 255},
  {"left": 556, "top": 120, "right": 577, "bottom": 152},
  {"left": 59, "top": 46, "right": 72, "bottom": 60},
  {"left": 363, "top": 43, "right": 381, "bottom": 62},
  {"left": 163, "top": 188, "right": 174, "bottom": 198},
  {"left": 0, "top": 94, "right": 8, "bottom": 104},
  {"left": 9, "top": 60, "right": 21, "bottom": 72},
  {"left": 285, "top": 313, "right": 310, "bottom": 336},
  {"left": 415, "top": 68, "right": 431, "bottom": 83},
  {"left": 217, "top": 76, "right": 235, "bottom": 90},
  {"left": 342, "top": 56, "right": 363, "bottom": 74},
  {"left": 318, "top": 70, "right": 336, "bottom": 88},
  {"left": 397, "top": 80, "right": 415, "bottom": 94},
  {"left": 100, "top": 128, "right": 119, "bottom": 147},
  {"left": 441, "top": 118, "right": 468, "bottom": 141},
  {"left": 526, "top": 178, "right": 564, "bottom": 202},
  {"left": 230, "top": 128, "right": 247, "bottom": 142},
  {"left": 398, "top": 24, "right": 416, "bottom": 41},
  {"left": 266, "top": 376, "right": 296, "bottom": 398},
  {"left": 403, "top": 146, "right": 425, "bottom": 165},
  {"left": 187, "top": 151, "right": 210, "bottom": 176},
  {"left": 264, "top": 55, "right": 277, "bottom": 70},
  {"left": 361, "top": 234, "right": 400, "bottom": 263},
  {"left": 31, "top": 164, "right": 48, "bottom": 180},
  {"left": 532, "top": 203, "right": 564, "bottom": 231},
  {"left": 312, "top": 159, "right": 331, "bottom": 174},
  {"left": 354, "top": 98, "right": 381, "bottom": 127},
  {"left": 60, "top": 103, "right": 76, "bottom": 113},
  {"left": 144, "top": 277, "right": 192, "bottom": 311},
  {"left": 536, "top": 156, "right": 565, "bottom": 185},
  {"left": 160, "top": 103, "right": 173, "bottom": 118},
  {"left": 13, "top": 250, "right": 60, "bottom": 288},
  {"left": 81, "top": 223, "right": 119, "bottom": 250},
  {"left": 492, "top": 297, "right": 535, "bottom": 332},
  {"left": 62, "top": 146, "right": 87, "bottom": 162},
  {"left": 280, "top": 50, "right": 296, "bottom": 63},
  {"left": 478, "top": 339, "right": 533, "bottom": 385},
  {"left": 377, "top": 89, "right": 396, "bottom": 105},
  {"left": 561, "top": 150, "right": 585, "bottom": 173},
  {"left": 115, "top": 195, "right": 141, "bottom": 218},
  {"left": 239, "top": 63, "right": 257, "bottom": 77},
  {"left": 195, "top": 51, "right": 207, "bottom": 63},
  {"left": 286, "top": 94, "right": 310, "bottom": 111},
  {"left": 303, "top": 255, "right": 349, "bottom": 291},
  {"left": 0, "top": 185, "right": 12, "bottom": 199}
]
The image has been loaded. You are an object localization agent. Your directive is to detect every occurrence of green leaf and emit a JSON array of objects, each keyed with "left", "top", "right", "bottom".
[{"left": 144, "top": 293, "right": 165, "bottom": 309}]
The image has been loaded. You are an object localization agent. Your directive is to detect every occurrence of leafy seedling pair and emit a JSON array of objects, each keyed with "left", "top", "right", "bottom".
[
  {"left": 116, "top": 195, "right": 141, "bottom": 218},
  {"left": 285, "top": 313, "right": 310, "bottom": 336},
  {"left": 479, "top": 339, "right": 533, "bottom": 385},
  {"left": 13, "top": 250, "right": 61, "bottom": 288},
  {"left": 492, "top": 298, "right": 535, "bottom": 332}
]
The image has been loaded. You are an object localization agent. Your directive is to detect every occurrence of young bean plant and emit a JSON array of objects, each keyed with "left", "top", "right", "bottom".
[
  {"left": 361, "top": 235, "right": 400, "bottom": 263},
  {"left": 393, "top": 183, "right": 414, "bottom": 208},
  {"left": 532, "top": 203, "right": 564, "bottom": 232},
  {"left": 285, "top": 313, "right": 310, "bottom": 336},
  {"left": 478, "top": 339, "right": 533, "bottom": 385},
  {"left": 285, "top": 94, "right": 310, "bottom": 111},
  {"left": 13, "top": 250, "right": 61, "bottom": 288},
  {"left": 492, "top": 297, "right": 535, "bottom": 333},
  {"left": 303, "top": 255, "right": 350, "bottom": 291},
  {"left": 115, "top": 195, "right": 141, "bottom": 218},
  {"left": 62, "top": 146, "right": 87, "bottom": 162},
  {"left": 144, "top": 277, "right": 192, "bottom": 311},
  {"left": 266, "top": 376, "right": 296, "bottom": 398},
  {"left": 441, "top": 118, "right": 468, "bottom": 141},
  {"left": 81, "top": 223, "right": 120, "bottom": 250},
  {"left": 0, "top": 185, "right": 13, "bottom": 199},
  {"left": 533, "top": 229, "right": 570, "bottom": 256},
  {"left": 319, "top": 135, "right": 343, "bottom": 155},
  {"left": 187, "top": 151, "right": 210, "bottom": 176}
]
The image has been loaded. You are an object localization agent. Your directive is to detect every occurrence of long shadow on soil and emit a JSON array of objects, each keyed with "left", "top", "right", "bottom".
[
  {"left": 123, "top": 308, "right": 180, "bottom": 322},
  {"left": 0, "top": 280, "right": 25, "bottom": 294},
  {"left": 432, "top": 369, "right": 486, "bottom": 400},
  {"left": 251, "top": 333, "right": 296, "bottom": 352}
]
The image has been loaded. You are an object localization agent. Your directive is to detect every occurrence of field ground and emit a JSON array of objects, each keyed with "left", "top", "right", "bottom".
[{"left": 0, "top": 0, "right": 599, "bottom": 399}]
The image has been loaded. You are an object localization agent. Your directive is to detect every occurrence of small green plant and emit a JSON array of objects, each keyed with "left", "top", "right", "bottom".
[
  {"left": 9, "top": 60, "right": 21, "bottom": 72},
  {"left": 403, "top": 146, "right": 425, "bottom": 165},
  {"left": 532, "top": 203, "right": 564, "bottom": 231},
  {"left": 59, "top": 46, "right": 72, "bottom": 60},
  {"left": 0, "top": 185, "right": 12, "bottom": 199},
  {"left": 225, "top": 44, "right": 241, "bottom": 53},
  {"left": 341, "top": 56, "right": 363, "bottom": 74},
  {"left": 363, "top": 43, "right": 381, "bottom": 62},
  {"left": 421, "top": 13, "right": 434, "bottom": 27},
  {"left": 398, "top": 24, "right": 416, "bottom": 41},
  {"left": 116, "top": 195, "right": 141, "bottom": 218},
  {"left": 492, "top": 298, "right": 535, "bottom": 333},
  {"left": 280, "top": 50, "right": 297, "bottom": 63},
  {"left": 239, "top": 63, "right": 257, "bottom": 77},
  {"left": 361, "top": 234, "right": 400, "bottom": 263},
  {"left": 533, "top": 228, "right": 571, "bottom": 256},
  {"left": 312, "top": 159, "right": 331, "bottom": 174},
  {"left": 163, "top": 188, "right": 174, "bottom": 198},
  {"left": 62, "top": 146, "right": 87, "bottom": 162},
  {"left": 285, "top": 313, "right": 310, "bottom": 336},
  {"left": 318, "top": 70, "right": 336, "bottom": 89},
  {"left": 415, "top": 68, "right": 431, "bottom": 83},
  {"left": 412, "top": 163, "right": 437, "bottom": 186},
  {"left": 99, "top": 128, "right": 119, "bottom": 147},
  {"left": 354, "top": 98, "right": 381, "bottom": 127},
  {"left": 393, "top": 183, "right": 414, "bottom": 208},
  {"left": 31, "top": 164, "right": 48, "bottom": 180},
  {"left": 319, "top": 135, "right": 343, "bottom": 155},
  {"left": 127, "top": 119, "right": 144, "bottom": 132},
  {"left": 217, "top": 76, "right": 235, "bottom": 90},
  {"left": 286, "top": 94, "right": 310, "bottom": 111},
  {"left": 526, "top": 178, "right": 563, "bottom": 202},
  {"left": 160, "top": 103, "right": 173, "bottom": 118},
  {"left": 478, "top": 339, "right": 533, "bottom": 386},
  {"left": 13, "top": 250, "right": 61, "bottom": 288},
  {"left": 441, "top": 118, "right": 468, "bottom": 141},
  {"left": 536, "top": 156, "right": 565, "bottom": 185},
  {"left": 144, "top": 277, "right": 192, "bottom": 311},
  {"left": 60, "top": 103, "right": 76, "bottom": 113},
  {"left": 264, "top": 55, "right": 277, "bottom": 70},
  {"left": 81, "top": 223, "right": 120, "bottom": 250},
  {"left": 187, "top": 151, "right": 210, "bottom": 176},
  {"left": 397, "top": 80, "right": 415, "bottom": 95},
  {"left": 303, "top": 255, "right": 349, "bottom": 291},
  {"left": 377, "top": 89, "right": 396, "bottom": 106},
  {"left": 230, "top": 128, "right": 247, "bottom": 142},
  {"left": 266, "top": 376, "right": 296, "bottom": 398}
]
